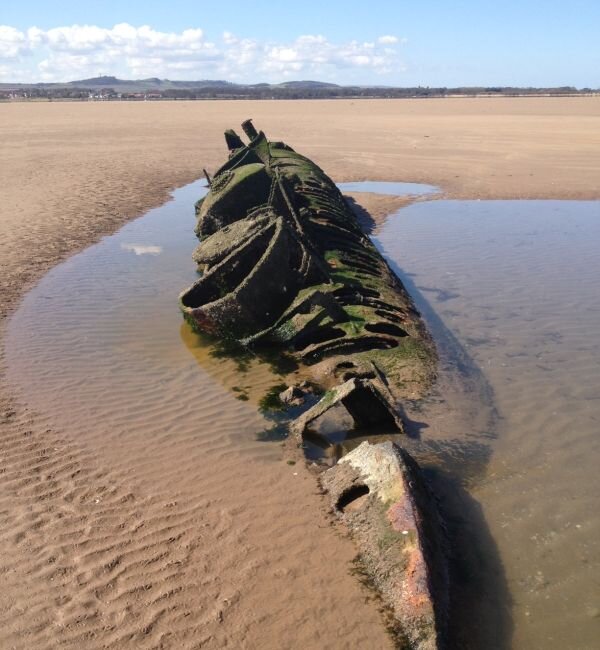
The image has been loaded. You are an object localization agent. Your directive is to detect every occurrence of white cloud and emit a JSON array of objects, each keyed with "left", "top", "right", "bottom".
[
  {"left": 0, "top": 26, "right": 30, "bottom": 59},
  {"left": 222, "top": 31, "right": 237, "bottom": 46},
  {"left": 0, "top": 23, "right": 406, "bottom": 82}
]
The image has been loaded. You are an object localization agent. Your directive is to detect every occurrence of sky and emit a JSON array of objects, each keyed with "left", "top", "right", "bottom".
[{"left": 1, "top": 1, "right": 598, "bottom": 87}]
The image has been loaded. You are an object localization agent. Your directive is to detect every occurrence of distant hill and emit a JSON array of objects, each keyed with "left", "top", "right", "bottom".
[
  {"left": 62, "top": 77, "right": 236, "bottom": 92},
  {"left": 63, "top": 77, "right": 340, "bottom": 91},
  {"left": 276, "top": 80, "right": 340, "bottom": 89},
  {"left": 74, "top": 75, "right": 124, "bottom": 86},
  {"left": 0, "top": 76, "right": 596, "bottom": 100}
]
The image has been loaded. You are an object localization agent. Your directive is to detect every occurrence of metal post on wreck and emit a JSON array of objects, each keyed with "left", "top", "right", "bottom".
[
  {"left": 241, "top": 119, "right": 259, "bottom": 140},
  {"left": 224, "top": 129, "right": 245, "bottom": 152}
]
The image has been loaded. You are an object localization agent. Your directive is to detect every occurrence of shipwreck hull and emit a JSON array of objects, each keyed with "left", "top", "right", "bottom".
[
  {"left": 179, "top": 121, "right": 445, "bottom": 647},
  {"left": 179, "top": 122, "right": 435, "bottom": 398}
]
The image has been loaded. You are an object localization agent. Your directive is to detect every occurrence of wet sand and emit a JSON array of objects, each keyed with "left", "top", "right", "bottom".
[{"left": 1, "top": 97, "right": 599, "bottom": 648}]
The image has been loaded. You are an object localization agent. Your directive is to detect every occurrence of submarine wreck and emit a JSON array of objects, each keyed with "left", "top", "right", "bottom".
[{"left": 179, "top": 120, "right": 447, "bottom": 648}]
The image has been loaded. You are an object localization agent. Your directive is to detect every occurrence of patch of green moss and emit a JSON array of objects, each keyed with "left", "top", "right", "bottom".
[
  {"left": 357, "top": 338, "right": 435, "bottom": 388},
  {"left": 343, "top": 305, "right": 371, "bottom": 322},
  {"left": 319, "top": 388, "right": 337, "bottom": 408},
  {"left": 324, "top": 250, "right": 341, "bottom": 262},
  {"left": 258, "top": 383, "right": 288, "bottom": 413},
  {"left": 338, "top": 320, "right": 365, "bottom": 336},
  {"left": 329, "top": 267, "right": 363, "bottom": 285},
  {"left": 271, "top": 318, "right": 297, "bottom": 342}
]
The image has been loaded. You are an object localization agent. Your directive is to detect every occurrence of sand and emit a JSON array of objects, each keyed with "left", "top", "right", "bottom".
[{"left": 1, "top": 97, "right": 599, "bottom": 649}]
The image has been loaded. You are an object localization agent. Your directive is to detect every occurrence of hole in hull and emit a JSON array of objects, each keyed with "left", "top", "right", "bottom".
[
  {"left": 302, "top": 335, "right": 399, "bottom": 362},
  {"left": 294, "top": 326, "right": 346, "bottom": 351},
  {"left": 375, "top": 309, "right": 405, "bottom": 324},
  {"left": 335, "top": 361, "right": 357, "bottom": 370},
  {"left": 336, "top": 484, "right": 370, "bottom": 512},
  {"left": 332, "top": 286, "right": 381, "bottom": 300},
  {"left": 365, "top": 322, "right": 409, "bottom": 337}
]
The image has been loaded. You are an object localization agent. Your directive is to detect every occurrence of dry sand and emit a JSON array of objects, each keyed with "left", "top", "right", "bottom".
[{"left": 1, "top": 97, "right": 599, "bottom": 649}]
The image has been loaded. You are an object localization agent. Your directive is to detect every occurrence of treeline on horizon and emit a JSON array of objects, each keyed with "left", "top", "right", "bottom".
[{"left": 2, "top": 84, "right": 597, "bottom": 101}]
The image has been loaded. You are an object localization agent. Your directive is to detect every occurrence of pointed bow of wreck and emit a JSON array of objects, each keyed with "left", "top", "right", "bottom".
[{"left": 322, "top": 441, "right": 448, "bottom": 649}]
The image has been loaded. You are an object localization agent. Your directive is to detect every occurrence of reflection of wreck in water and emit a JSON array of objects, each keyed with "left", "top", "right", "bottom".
[{"left": 179, "top": 121, "right": 447, "bottom": 648}]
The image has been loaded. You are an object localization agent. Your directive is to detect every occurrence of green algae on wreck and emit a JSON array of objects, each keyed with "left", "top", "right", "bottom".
[
  {"left": 179, "top": 120, "right": 436, "bottom": 408},
  {"left": 178, "top": 122, "right": 446, "bottom": 647}
]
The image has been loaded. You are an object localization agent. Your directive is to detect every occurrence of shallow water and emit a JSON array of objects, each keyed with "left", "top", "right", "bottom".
[
  {"left": 4, "top": 180, "right": 291, "bottom": 491},
  {"left": 337, "top": 180, "right": 440, "bottom": 196},
  {"left": 5, "top": 181, "right": 599, "bottom": 648},
  {"left": 376, "top": 199, "right": 600, "bottom": 649}
]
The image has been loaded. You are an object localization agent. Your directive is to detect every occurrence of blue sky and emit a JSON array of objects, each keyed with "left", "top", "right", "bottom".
[{"left": 1, "top": 1, "right": 598, "bottom": 86}]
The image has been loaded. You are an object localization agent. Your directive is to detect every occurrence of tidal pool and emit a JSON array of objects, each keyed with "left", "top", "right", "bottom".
[
  {"left": 375, "top": 199, "right": 600, "bottom": 649},
  {"left": 5, "top": 179, "right": 599, "bottom": 649}
]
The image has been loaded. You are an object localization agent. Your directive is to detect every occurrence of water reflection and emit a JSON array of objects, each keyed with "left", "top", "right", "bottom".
[
  {"left": 371, "top": 238, "right": 509, "bottom": 649},
  {"left": 376, "top": 198, "right": 600, "bottom": 649},
  {"left": 120, "top": 243, "right": 163, "bottom": 255}
]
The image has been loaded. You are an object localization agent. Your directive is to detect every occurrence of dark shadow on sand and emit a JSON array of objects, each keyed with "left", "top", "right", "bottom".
[{"left": 344, "top": 195, "right": 378, "bottom": 234}]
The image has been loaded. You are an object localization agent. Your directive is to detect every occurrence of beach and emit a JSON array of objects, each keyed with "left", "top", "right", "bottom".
[{"left": 1, "top": 97, "right": 599, "bottom": 649}]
